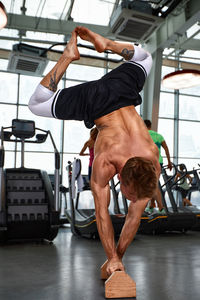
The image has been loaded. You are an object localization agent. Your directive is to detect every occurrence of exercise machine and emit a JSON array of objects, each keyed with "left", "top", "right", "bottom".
[
  {"left": 158, "top": 163, "right": 197, "bottom": 232},
  {"left": 0, "top": 119, "right": 60, "bottom": 242},
  {"left": 170, "top": 163, "right": 200, "bottom": 230},
  {"left": 185, "top": 165, "right": 200, "bottom": 201},
  {"left": 48, "top": 173, "right": 69, "bottom": 225}
]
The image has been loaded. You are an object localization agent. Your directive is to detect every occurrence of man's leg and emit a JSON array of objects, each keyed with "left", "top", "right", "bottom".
[
  {"left": 76, "top": 26, "right": 134, "bottom": 59},
  {"left": 75, "top": 26, "right": 152, "bottom": 75},
  {"left": 41, "top": 29, "right": 80, "bottom": 91},
  {"left": 28, "top": 30, "right": 80, "bottom": 117}
]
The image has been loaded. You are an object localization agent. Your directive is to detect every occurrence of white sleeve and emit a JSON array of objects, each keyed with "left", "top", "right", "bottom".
[{"left": 28, "top": 84, "right": 57, "bottom": 118}]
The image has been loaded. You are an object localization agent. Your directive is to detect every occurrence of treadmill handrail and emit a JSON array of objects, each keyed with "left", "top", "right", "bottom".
[{"left": 161, "top": 163, "right": 187, "bottom": 189}]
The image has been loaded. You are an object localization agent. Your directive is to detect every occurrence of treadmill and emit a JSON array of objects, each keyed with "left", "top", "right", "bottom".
[
  {"left": 171, "top": 164, "right": 200, "bottom": 231},
  {"left": 157, "top": 164, "right": 197, "bottom": 233}
]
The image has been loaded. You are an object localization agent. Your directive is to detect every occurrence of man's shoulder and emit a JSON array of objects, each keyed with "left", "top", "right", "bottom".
[
  {"left": 94, "top": 152, "right": 116, "bottom": 170},
  {"left": 91, "top": 167, "right": 116, "bottom": 193},
  {"left": 92, "top": 152, "right": 117, "bottom": 180}
]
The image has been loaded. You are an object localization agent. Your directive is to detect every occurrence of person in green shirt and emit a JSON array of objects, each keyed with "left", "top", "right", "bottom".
[{"left": 144, "top": 120, "right": 172, "bottom": 214}]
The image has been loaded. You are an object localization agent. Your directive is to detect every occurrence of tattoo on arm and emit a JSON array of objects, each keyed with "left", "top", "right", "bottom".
[
  {"left": 48, "top": 71, "right": 57, "bottom": 92},
  {"left": 121, "top": 48, "right": 135, "bottom": 61}
]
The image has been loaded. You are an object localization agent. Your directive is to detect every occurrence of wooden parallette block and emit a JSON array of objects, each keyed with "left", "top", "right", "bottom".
[
  {"left": 105, "top": 271, "right": 136, "bottom": 299},
  {"left": 101, "top": 261, "right": 109, "bottom": 280}
]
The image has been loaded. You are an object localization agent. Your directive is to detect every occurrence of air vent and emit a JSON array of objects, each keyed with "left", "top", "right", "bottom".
[
  {"left": 109, "top": 6, "right": 163, "bottom": 42},
  {"left": 16, "top": 59, "right": 39, "bottom": 72},
  {"left": 117, "top": 19, "right": 154, "bottom": 40},
  {"left": 7, "top": 44, "right": 48, "bottom": 76}
]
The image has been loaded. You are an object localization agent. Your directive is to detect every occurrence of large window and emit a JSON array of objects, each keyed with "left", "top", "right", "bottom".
[
  {"left": 158, "top": 118, "right": 174, "bottom": 159},
  {"left": 179, "top": 121, "right": 200, "bottom": 159},
  {"left": 158, "top": 63, "right": 200, "bottom": 170},
  {"left": 179, "top": 95, "right": 200, "bottom": 121},
  {"left": 159, "top": 92, "right": 174, "bottom": 118},
  {"left": 19, "top": 75, "right": 42, "bottom": 105},
  {"left": 0, "top": 72, "right": 18, "bottom": 103}
]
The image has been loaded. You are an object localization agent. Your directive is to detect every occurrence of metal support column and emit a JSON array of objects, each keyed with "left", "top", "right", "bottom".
[{"left": 142, "top": 48, "right": 163, "bottom": 130}]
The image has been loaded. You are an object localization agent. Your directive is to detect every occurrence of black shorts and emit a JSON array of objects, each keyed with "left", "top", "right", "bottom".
[{"left": 52, "top": 62, "right": 146, "bottom": 128}]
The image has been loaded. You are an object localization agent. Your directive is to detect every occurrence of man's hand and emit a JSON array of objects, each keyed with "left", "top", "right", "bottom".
[{"left": 106, "top": 257, "right": 125, "bottom": 276}]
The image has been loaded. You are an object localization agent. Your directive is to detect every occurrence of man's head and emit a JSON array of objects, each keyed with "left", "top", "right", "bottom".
[
  {"left": 119, "top": 157, "right": 157, "bottom": 202},
  {"left": 144, "top": 119, "right": 152, "bottom": 130}
]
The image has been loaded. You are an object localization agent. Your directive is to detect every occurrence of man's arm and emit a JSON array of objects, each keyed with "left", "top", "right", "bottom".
[
  {"left": 91, "top": 180, "right": 125, "bottom": 275},
  {"left": 40, "top": 30, "right": 79, "bottom": 91},
  {"left": 116, "top": 198, "right": 149, "bottom": 259},
  {"left": 28, "top": 30, "right": 80, "bottom": 117},
  {"left": 161, "top": 140, "right": 172, "bottom": 170},
  {"left": 91, "top": 155, "right": 125, "bottom": 275}
]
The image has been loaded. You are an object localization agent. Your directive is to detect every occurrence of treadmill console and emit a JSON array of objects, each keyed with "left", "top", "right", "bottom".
[{"left": 12, "top": 119, "right": 35, "bottom": 139}]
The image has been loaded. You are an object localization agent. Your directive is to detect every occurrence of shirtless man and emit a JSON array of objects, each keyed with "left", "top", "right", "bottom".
[{"left": 29, "top": 27, "right": 160, "bottom": 276}]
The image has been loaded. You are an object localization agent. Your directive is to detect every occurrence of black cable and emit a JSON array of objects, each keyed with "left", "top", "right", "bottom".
[
  {"left": 40, "top": 42, "right": 113, "bottom": 57},
  {"left": 39, "top": 42, "right": 123, "bottom": 64}
]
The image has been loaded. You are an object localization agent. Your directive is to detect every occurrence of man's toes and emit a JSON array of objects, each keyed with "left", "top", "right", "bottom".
[{"left": 75, "top": 26, "right": 80, "bottom": 33}]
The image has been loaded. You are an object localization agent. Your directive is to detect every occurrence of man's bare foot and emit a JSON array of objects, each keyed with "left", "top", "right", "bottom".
[
  {"left": 75, "top": 26, "right": 108, "bottom": 53},
  {"left": 63, "top": 30, "right": 80, "bottom": 61}
]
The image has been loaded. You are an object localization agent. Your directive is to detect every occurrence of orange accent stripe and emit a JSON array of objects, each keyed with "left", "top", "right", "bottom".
[
  {"left": 148, "top": 216, "right": 168, "bottom": 223},
  {"left": 75, "top": 219, "right": 96, "bottom": 228}
]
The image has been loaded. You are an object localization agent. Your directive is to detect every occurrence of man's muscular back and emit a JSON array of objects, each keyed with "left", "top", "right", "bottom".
[{"left": 92, "top": 105, "right": 160, "bottom": 188}]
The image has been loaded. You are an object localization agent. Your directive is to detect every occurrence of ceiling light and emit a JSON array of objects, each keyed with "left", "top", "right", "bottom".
[
  {"left": 0, "top": 1, "right": 7, "bottom": 29},
  {"left": 162, "top": 69, "right": 200, "bottom": 89}
]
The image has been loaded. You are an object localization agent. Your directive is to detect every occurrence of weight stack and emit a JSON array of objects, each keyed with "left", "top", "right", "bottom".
[{"left": 3, "top": 168, "right": 59, "bottom": 242}]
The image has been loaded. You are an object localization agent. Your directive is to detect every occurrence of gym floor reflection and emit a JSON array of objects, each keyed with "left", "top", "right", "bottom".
[{"left": 0, "top": 227, "right": 200, "bottom": 300}]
